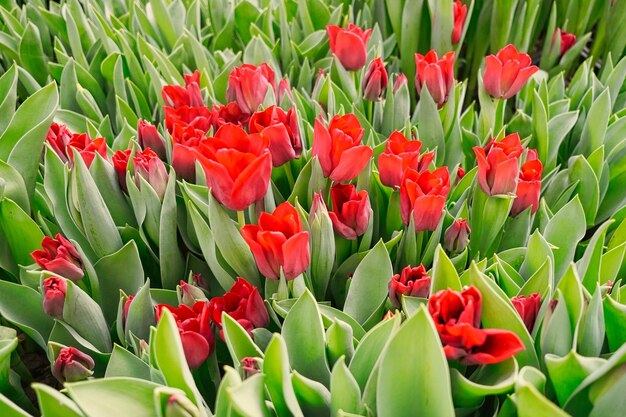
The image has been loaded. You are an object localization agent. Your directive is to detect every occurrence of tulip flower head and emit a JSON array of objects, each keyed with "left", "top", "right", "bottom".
[
  {"left": 378, "top": 131, "right": 434, "bottom": 189},
  {"left": 362, "top": 58, "right": 388, "bottom": 101},
  {"left": 42, "top": 276, "right": 67, "bottom": 318},
  {"left": 388, "top": 265, "right": 432, "bottom": 308},
  {"left": 226, "top": 63, "right": 276, "bottom": 114},
  {"left": 414, "top": 51, "right": 456, "bottom": 108},
  {"left": 249, "top": 105, "right": 302, "bottom": 167},
  {"left": 554, "top": 29, "right": 576, "bottom": 57},
  {"left": 511, "top": 293, "right": 541, "bottom": 332},
  {"left": 452, "top": 1, "right": 468, "bottom": 45},
  {"left": 326, "top": 24, "right": 372, "bottom": 71},
  {"left": 444, "top": 218, "right": 471, "bottom": 253},
  {"left": 473, "top": 133, "right": 524, "bottom": 196},
  {"left": 328, "top": 183, "right": 371, "bottom": 240},
  {"left": 511, "top": 151, "right": 543, "bottom": 216},
  {"left": 46, "top": 123, "right": 107, "bottom": 168},
  {"left": 399, "top": 166, "right": 451, "bottom": 231},
  {"left": 52, "top": 347, "right": 95, "bottom": 383},
  {"left": 32, "top": 234, "right": 84, "bottom": 282},
  {"left": 137, "top": 120, "right": 166, "bottom": 159},
  {"left": 483, "top": 45, "right": 538, "bottom": 99}
]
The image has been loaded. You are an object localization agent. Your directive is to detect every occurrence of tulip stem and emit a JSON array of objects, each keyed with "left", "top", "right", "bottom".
[
  {"left": 493, "top": 98, "right": 506, "bottom": 135},
  {"left": 237, "top": 211, "right": 246, "bottom": 228},
  {"left": 283, "top": 164, "right": 295, "bottom": 188}
]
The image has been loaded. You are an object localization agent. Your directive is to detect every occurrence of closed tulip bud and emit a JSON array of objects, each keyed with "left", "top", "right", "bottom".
[
  {"left": 52, "top": 347, "right": 94, "bottom": 383},
  {"left": 326, "top": 24, "right": 372, "bottom": 71},
  {"left": 178, "top": 280, "right": 207, "bottom": 307},
  {"left": 511, "top": 154, "right": 543, "bottom": 216},
  {"left": 31, "top": 234, "right": 84, "bottom": 282},
  {"left": 388, "top": 265, "right": 431, "bottom": 308},
  {"left": 137, "top": 120, "right": 166, "bottom": 159},
  {"left": 511, "top": 293, "right": 541, "bottom": 332},
  {"left": 277, "top": 78, "right": 293, "bottom": 104},
  {"left": 399, "top": 167, "right": 451, "bottom": 231},
  {"left": 164, "top": 394, "right": 201, "bottom": 417},
  {"left": 241, "top": 357, "right": 262, "bottom": 379},
  {"left": 483, "top": 45, "right": 538, "bottom": 99},
  {"left": 382, "top": 311, "right": 395, "bottom": 320},
  {"left": 226, "top": 63, "right": 276, "bottom": 114},
  {"left": 444, "top": 219, "right": 471, "bottom": 253},
  {"left": 328, "top": 183, "right": 371, "bottom": 240},
  {"left": 414, "top": 51, "right": 455, "bottom": 108},
  {"left": 362, "top": 58, "right": 388, "bottom": 101},
  {"left": 42, "top": 277, "right": 67, "bottom": 318},
  {"left": 122, "top": 295, "right": 134, "bottom": 328},
  {"left": 133, "top": 148, "right": 169, "bottom": 200},
  {"left": 393, "top": 73, "right": 408, "bottom": 93},
  {"left": 452, "top": 1, "right": 468, "bottom": 45},
  {"left": 473, "top": 133, "right": 524, "bottom": 196},
  {"left": 554, "top": 29, "right": 576, "bottom": 57}
]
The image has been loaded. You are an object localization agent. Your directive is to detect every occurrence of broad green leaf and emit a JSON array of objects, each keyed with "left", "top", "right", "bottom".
[
  {"left": 545, "top": 351, "right": 605, "bottom": 406},
  {"left": 0, "top": 198, "right": 43, "bottom": 267},
  {"left": 222, "top": 313, "right": 263, "bottom": 369},
  {"left": 228, "top": 373, "right": 271, "bottom": 417},
  {"left": 263, "top": 335, "right": 303, "bottom": 417},
  {"left": 105, "top": 345, "right": 152, "bottom": 380},
  {"left": 330, "top": 357, "right": 361, "bottom": 417},
  {"left": 33, "top": 383, "right": 85, "bottom": 417},
  {"left": 291, "top": 372, "right": 331, "bottom": 416},
  {"left": 431, "top": 245, "right": 462, "bottom": 292}
]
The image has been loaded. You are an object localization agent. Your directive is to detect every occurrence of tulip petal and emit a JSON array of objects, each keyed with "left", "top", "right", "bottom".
[
  {"left": 281, "top": 231, "right": 310, "bottom": 280},
  {"left": 463, "top": 328, "right": 525, "bottom": 365},
  {"left": 231, "top": 152, "right": 272, "bottom": 211},
  {"left": 180, "top": 331, "right": 210, "bottom": 369},
  {"left": 330, "top": 145, "right": 373, "bottom": 182},
  {"left": 483, "top": 55, "right": 503, "bottom": 98},
  {"left": 491, "top": 158, "right": 520, "bottom": 196}
]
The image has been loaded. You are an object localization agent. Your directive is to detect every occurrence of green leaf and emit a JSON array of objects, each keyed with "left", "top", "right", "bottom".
[
  {"left": 263, "top": 334, "right": 303, "bottom": 417},
  {"left": 579, "top": 88, "right": 610, "bottom": 156},
  {"left": 63, "top": 280, "right": 112, "bottom": 352},
  {"left": 228, "top": 373, "right": 271, "bottom": 417},
  {"left": 159, "top": 170, "right": 184, "bottom": 290},
  {"left": 0, "top": 198, "right": 43, "bottom": 267},
  {"left": 431, "top": 245, "right": 462, "bottom": 292},
  {"left": 545, "top": 351, "right": 605, "bottom": 407},
  {"left": 0, "top": 65, "right": 18, "bottom": 137},
  {"left": 0, "top": 393, "right": 32, "bottom": 417},
  {"left": 568, "top": 155, "right": 599, "bottom": 226},
  {"left": 377, "top": 307, "right": 454, "bottom": 417},
  {"left": 223, "top": 313, "right": 263, "bottom": 370},
  {"left": 33, "top": 383, "right": 85, "bottom": 417},
  {"left": 450, "top": 358, "right": 518, "bottom": 408},
  {"left": 603, "top": 296, "right": 626, "bottom": 352},
  {"left": 105, "top": 345, "right": 152, "bottom": 380},
  {"left": 291, "top": 371, "right": 331, "bottom": 416},
  {"left": 330, "top": 357, "right": 361, "bottom": 417},
  {"left": 516, "top": 384, "right": 570, "bottom": 417}
]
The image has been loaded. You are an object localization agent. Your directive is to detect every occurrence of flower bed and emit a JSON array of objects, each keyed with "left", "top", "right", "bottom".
[{"left": 0, "top": 0, "right": 625, "bottom": 416}]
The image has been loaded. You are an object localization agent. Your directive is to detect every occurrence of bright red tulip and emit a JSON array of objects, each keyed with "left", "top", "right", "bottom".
[
  {"left": 399, "top": 167, "right": 450, "bottom": 231},
  {"left": 226, "top": 63, "right": 276, "bottom": 114},
  {"left": 169, "top": 124, "right": 207, "bottom": 182},
  {"left": 378, "top": 131, "right": 434, "bottom": 189},
  {"left": 452, "top": 1, "right": 468, "bottom": 44},
  {"left": 328, "top": 183, "right": 371, "bottom": 240},
  {"left": 249, "top": 105, "right": 302, "bottom": 166},
  {"left": 162, "top": 70, "right": 204, "bottom": 108},
  {"left": 362, "top": 58, "right": 388, "bottom": 101},
  {"left": 52, "top": 347, "right": 94, "bottom": 383},
  {"left": 46, "top": 123, "right": 107, "bottom": 167},
  {"left": 511, "top": 293, "right": 541, "bottom": 332},
  {"left": 511, "top": 153, "right": 542, "bottom": 216},
  {"left": 473, "top": 133, "right": 524, "bottom": 196},
  {"left": 42, "top": 276, "right": 67, "bottom": 318},
  {"left": 414, "top": 51, "right": 455, "bottom": 107},
  {"left": 156, "top": 301, "right": 215, "bottom": 369},
  {"left": 554, "top": 29, "right": 576, "bottom": 56},
  {"left": 241, "top": 202, "right": 310, "bottom": 280},
  {"left": 194, "top": 124, "right": 271, "bottom": 211},
  {"left": 312, "top": 114, "right": 373, "bottom": 183},
  {"left": 388, "top": 265, "right": 431, "bottom": 308},
  {"left": 137, "top": 120, "right": 166, "bottom": 159},
  {"left": 326, "top": 24, "right": 372, "bottom": 71},
  {"left": 212, "top": 102, "right": 250, "bottom": 128},
  {"left": 484, "top": 44, "right": 538, "bottom": 99},
  {"left": 444, "top": 218, "right": 471, "bottom": 253},
  {"left": 32, "top": 234, "right": 84, "bottom": 282},
  {"left": 208, "top": 278, "right": 269, "bottom": 337},
  {"left": 429, "top": 286, "right": 525, "bottom": 365},
  {"left": 164, "top": 105, "right": 214, "bottom": 134}
]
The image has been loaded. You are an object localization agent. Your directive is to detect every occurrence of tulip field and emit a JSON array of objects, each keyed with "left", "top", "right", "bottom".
[{"left": 1, "top": 0, "right": 626, "bottom": 416}]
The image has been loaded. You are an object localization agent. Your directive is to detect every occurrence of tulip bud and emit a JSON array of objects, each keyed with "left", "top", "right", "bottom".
[
  {"left": 277, "top": 78, "right": 293, "bottom": 105},
  {"left": 382, "top": 310, "right": 395, "bottom": 320},
  {"left": 554, "top": 29, "right": 576, "bottom": 57},
  {"left": 122, "top": 295, "right": 134, "bottom": 327},
  {"left": 52, "top": 347, "right": 95, "bottom": 383},
  {"left": 240, "top": 357, "right": 261, "bottom": 379},
  {"left": 484, "top": 45, "right": 538, "bottom": 99},
  {"left": 414, "top": 51, "right": 455, "bottom": 108},
  {"left": 388, "top": 265, "right": 431, "bottom": 308},
  {"left": 133, "top": 148, "right": 169, "bottom": 200},
  {"left": 452, "top": 0, "right": 468, "bottom": 44},
  {"left": 112, "top": 150, "right": 131, "bottom": 191},
  {"left": 328, "top": 184, "right": 371, "bottom": 240},
  {"left": 444, "top": 219, "right": 471, "bottom": 253},
  {"left": 456, "top": 167, "right": 465, "bottom": 180},
  {"left": 177, "top": 280, "right": 207, "bottom": 307},
  {"left": 31, "top": 234, "right": 84, "bottom": 282},
  {"left": 362, "top": 58, "right": 388, "bottom": 101},
  {"left": 326, "top": 24, "right": 372, "bottom": 71},
  {"left": 309, "top": 193, "right": 336, "bottom": 298},
  {"left": 137, "top": 120, "right": 167, "bottom": 159},
  {"left": 393, "top": 73, "right": 407, "bottom": 94},
  {"left": 511, "top": 293, "right": 541, "bottom": 332},
  {"left": 226, "top": 63, "right": 276, "bottom": 114},
  {"left": 42, "top": 277, "right": 67, "bottom": 318},
  {"left": 164, "top": 394, "right": 201, "bottom": 417}
]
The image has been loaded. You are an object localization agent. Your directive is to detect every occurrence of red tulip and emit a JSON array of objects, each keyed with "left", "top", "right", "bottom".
[
  {"left": 484, "top": 44, "right": 538, "bottom": 99},
  {"left": 414, "top": 51, "right": 455, "bottom": 107},
  {"left": 473, "top": 133, "right": 524, "bottom": 196},
  {"left": 42, "top": 276, "right": 67, "bottom": 318},
  {"left": 399, "top": 167, "right": 450, "bottom": 231},
  {"left": 46, "top": 123, "right": 73, "bottom": 161},
  {"left": 226, "top": 63, "right": 276, "bottom": 114},
  {"left": 429, "top": 286, "right": 525, "bottom": 365},
  {"left": 170, "top": 124, "right": 207, "bottom": 182},
  {"left": 511, "top": 153, "right": 542, "bottom": 216},
  {"left": 164, "top": 105, "right": 214, "bottom": 134},
  {"left": 393, "top": 73, "right": 408, "bottom": 93},
  {"left": 456, "top": 166, "right": 466, "bottom": 180},
  {"left": 212, "top": 102, "right": 250, "bottom": 128},
  {"left": 241, "top": 357, "right": 262, "bottom": 378},
  {"left": 378, "top": 131, "right": 434, "bottom": 189},
  {"left": 277, "top": 78, "right": 293, "bottom": 104},
  {"left": 249, "top": 105, "right": 302, "bottom": 167},
  {"left": 32, "top": 234, "right": 84, "bottom": 282},
  {"left": 554, "top": 29, "right": 576, "bottom": 56},
  {"left": 362, "top": 58, "right": 388, "bottom": 101},
  {"left": 162, "top": 70, "right": 204, "bottom": 108},
  {"left": 444, "top": 218, "right": 471, "bottom": 253},
  {"left": 326, "top": 24, "right": 372, "bottom": 71},
  {"left": 208, "top": 278, "right": 269, "bottom": 337},
  {"left": 452, "top": 1, "right": 468, "bottom": 45},
  {"left": 241, "top": 202, "right": 310, "bottom": 280},
  {"left": 46, "top": 123, "right": 107, "bottom": 167},
  {"left": 156, "top": 301, "right": 215, "bottom": 369},
  {"left": 388, "top": 265, "right": 431, "bottom": 308},
  {"left": 137, "top": 120, "right": 166, "bottom": 159},
  {"left": 122, "top": 295, "right": 134, "bottom": 328},
  {"left": 194, "top": 124, "right": 271, "bottom": 211},
  {"left": 511, "top": 293, "right": 541, "bottom": 332},
  {"left": 133, "top": 148, "right": 169, "bottom": 199},
  {"left": 328, "top": 183, "right": 371, "bottom": 240},
  {"left": 52, "top": 347, "right": 94, "bottom": 383},
  {"left": 312, "top": 114, "right": 373, "bottom": 183}
]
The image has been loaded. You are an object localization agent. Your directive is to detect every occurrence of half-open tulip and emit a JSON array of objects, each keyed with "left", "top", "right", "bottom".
[
  {"left": 208, "top": 278, "right": 269, "bottom": 336},
  {"left": 414, "top": 51, "right": 455, "bottom": 107},
  {"left": 378, "top": 131, "right": 434, "bottom": 189},
  {"left": 388, "top": 265, "right": 431, "bottom": 308},
  {"left": 241, "top": 202, "right": 310, "bottom": 280},
  {"left": 249, "top": 105, "right": 302, "bottom": 166},
  {"left": 169, "top": 124, "right": 207, "bottom": 182},
  {"left": 362, "top": 58, "right": 388, "bottom": 101},
  {"left": 32, "top": 234, "right": 84, "bottom": 282},
  {"left": 162, "top": 70, "right": 204, "bottom": 108},
  {"left": 452, "top": 1, "right": 468, "bottom": 44},
  {"left": 473, "top": 133, "right": 524, "bottom": 196},
  {"left": 444, "top": 218, "right": 471, "bottom": 253},
  {"left": 555, "top": 29, "right": 576, "bottom": 56},
  {"left": 399, "top": 167, "right": 450, "bottom": 231},
  {"left": 483, "top": 44, "right": 538, "bottom": 99},
  {"left": 328, "top": 183, "right": 371, "bottom": 240},
  {"left": 326, "top": 24, "right": 372, "bottom": 71},
  {"left": 42, "top": 276, "right": 67, "bottom": 318},
  {"left": 137, "top": 120, "right": 166, "bottom": 159},
  {"left": 312, "top": 114, "right": 372, "bottom": 183},
  {"left": 46, "top": 123, "right": 107, "bottom": 167},
  {"left": 226, "top": 63, "right": 276, "bottom": 114},
  {"left": 511, "top": 152, "right": 542, "bottom": 216},
  {"left": 52, "top": 347, "right": 94, "bottom": 383},
  {"left": 511, "top": 293, "right": 541, "bottom": 332}
]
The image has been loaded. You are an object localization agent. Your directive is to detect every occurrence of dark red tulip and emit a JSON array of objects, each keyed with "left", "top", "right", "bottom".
[
  {"left": 326, "top": 24, "right": 372, "bottom": 71},
  {"left": 511, "top": 293, "right": 541, "bottom": 332},
  {"left": 46, "top": 123, "right": 107, "bottom": 167},
  {"left": 511, "top": 152, "right": 542, "bottom": 216},
  {"left": 42, "top": 276, "right": 67, "bottom": 318},
  {"left": 554, "top": 29, "right": 576, "bottom": 56},
  {"left": 473, "top": 133, "right": 524, "bottom": 196},
  {"left": 112, "top": 149, "right": 131, "bottom": 190},
  {"left": 399, "top": 167, "right": 450, "bottom": 231},
  {"left": 388, "top": 265, "right": 431, "bottom": 308},
  {"left": 32, "top": 234, "right": 84, "bottom": 282},
  {"left": 414, "top": 51, "right": 455, "bottom": 107},
  {"left": 122, "top": 295, "right": 134, "bottom": 328},
  {"left": 456, "top": 166, "right": 466, "bottom": 180},
  {"left": 393, "top": 73, "right": 408, "bottom": 93},
  {"left": 452, "top": 1, "right": 468, "bottom": 45},
  {"left": 241, "top": 202, "right": 310, "bottom": 280},
  {"left": 429, "top": 286, "right": 525, "bottom": 365},
  {"left": 52, "top": 347, "right": 94, "bottom": 383},
  {"left": 162, "top": 70, "right": 204, "bottom": 108},
  {"left": 156, "top": 301, "right": 215, "bottom": 369},
  {"left": 241, "top": 357, "right": 262, "bottom": 378},
  {"left": 444, "top": 218, "right": 471, "bottom": 253},
  {"left": 362, "top": 58, "right": 388, "bottom": 101},
  {"left": 378, "top": 131, "right": 434, "bottom": 189},
  {"left": 212, "top": 102, "right": 250, "bottom": 128},
  {"left": 484, "top": 44, "right": 538, "bottom": 99},
  {"left": 328, "top": 183, "right": 371, "bottom": 240},
  {"left": 194, "top": 124, "right": 271, "bottom": 211},
  {"left": 226, "top": 63, "right": 276, "bottom": 114},
  {"left": 137, "top": 120, "right": 166, "bottom": 159},
  {"left": 208, "top": 278, "right": 269, "bottom": 337},
  {"left": 249, "top": 105, "right": 302, "bottom": 167},
  {"left": 312, "top": 114, "right": 373, "bottom": 183}
]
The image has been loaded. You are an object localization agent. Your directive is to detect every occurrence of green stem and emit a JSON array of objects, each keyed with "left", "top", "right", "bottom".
[
  {"left": 237, "top": 210, "right": 246, "bottom": 228},
  {"left": 350, "top": 238, "right": 359, "bottom": 255},
  {"left": 493, "top": 98, "right": 506, "bottom": 135},
  {"left": 284, "top": 163, "right": 295, "bottom": 188}
]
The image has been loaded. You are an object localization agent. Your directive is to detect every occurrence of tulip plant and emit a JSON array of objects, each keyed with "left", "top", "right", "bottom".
[{"left": 0, "top": 0, "right": 625, "bottom": 416}]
